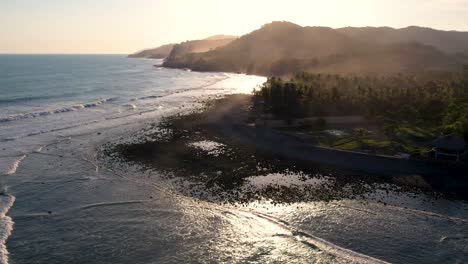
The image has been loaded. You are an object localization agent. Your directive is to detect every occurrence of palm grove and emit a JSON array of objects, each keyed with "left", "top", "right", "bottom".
[{"left": 254, "top": 69, "right": 468, "bottom": 142}]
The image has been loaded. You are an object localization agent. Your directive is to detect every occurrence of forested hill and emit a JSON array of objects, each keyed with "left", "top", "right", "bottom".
[
  {"left": 337, "top": 26, "right": 468, "bottom": 54},
  {"left": 162, "top": 21, "right": 468, "bottom": 76},
  {"left": 163, "top": 36, "right": 236, "bottom": 64}
]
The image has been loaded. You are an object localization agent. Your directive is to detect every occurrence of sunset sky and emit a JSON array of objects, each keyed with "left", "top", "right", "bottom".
[{"left": 1, "top": 0, "right": 468, "bottom": 54}]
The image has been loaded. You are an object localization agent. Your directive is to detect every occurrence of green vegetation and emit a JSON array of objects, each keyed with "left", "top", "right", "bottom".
[
  {"left": 255, "top": 72, "right": 468, "bottom": 121},
  {"left": 442, "top": 102, "right": 468, "bottom": 141},
  {"left": 254, "top": 70, "right": 468, "bottom": 155},
  {"left": 130, "top": 21, "right": 468, "bottom": 155}
]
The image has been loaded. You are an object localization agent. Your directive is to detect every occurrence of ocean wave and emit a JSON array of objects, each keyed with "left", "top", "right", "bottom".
[
  {"left": 0, "top": 144, "right": 48, "bottom": 175},
  {"left": 0, "top": 74, "right": 232, "bottom": 124},
  {"left": 0, "top": 194, "right": 15, "bottom": 264},
  {"left": 137, "top": 75, "right": 231, "bottom": 101},
  {"left": 249, "top": 210, "right": 389, "bottom": 264},
  {"left": 0, "top": 93, "right": 77, "bottom": 105},
  {"left": 137, "top": 95, "right": 163, "bottom": 100},
  {"left": 0, "top": 107, "right": 162, "bottom": 142},
  {"left": 123, "top": 104, "right": 137, "bottom": 110},
  {"left": 0, "top": 97, "right": 118, "bottom": 123},
  {"left": 78, "top": 200, "right": 149, "bottom": 210},
  {"left": 0, "top": 155, "right": 27, "bottom": 176}
]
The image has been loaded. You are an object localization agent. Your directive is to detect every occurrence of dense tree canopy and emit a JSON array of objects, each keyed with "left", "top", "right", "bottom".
[{"left": 255, "top": 70, "right": 468, "bottom": 139}]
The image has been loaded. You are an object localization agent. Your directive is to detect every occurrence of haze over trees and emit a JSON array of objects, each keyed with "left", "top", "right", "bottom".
[
  {"left": 337, "top": 26, "right": 468, "bottom": 54},
  {"left": 159, "top": 21, "right": 468, "bottom": 76},
  {"left": 255, "top": 70, "right": 468, "bottom": 142},
  {"left": 130, "top": 21, "right": 468, "bottom": 142}
]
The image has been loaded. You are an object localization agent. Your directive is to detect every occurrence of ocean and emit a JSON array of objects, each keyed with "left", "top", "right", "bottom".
[{"left": 0, "top": 55, "right": 466, "bottom": 264}]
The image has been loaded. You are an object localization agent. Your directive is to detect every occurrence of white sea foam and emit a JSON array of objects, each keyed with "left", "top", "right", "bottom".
[
  {"left": 137, "top": 76, "right": 230, "bottom": 101},
  {"left": 0, "top": 155, "right": 26, "bottom": 176},
  {"left": 0, "top": 143, "right": 55, "bottom": 176},
  {"left": 0, "top": 98, "right": 116, "bottom": 123},
  {"left": 0, "top": 195, "right": 15, "bottom": 264},
  {"left": 123, "top": 104, "right": 137, "bottom": 110}
]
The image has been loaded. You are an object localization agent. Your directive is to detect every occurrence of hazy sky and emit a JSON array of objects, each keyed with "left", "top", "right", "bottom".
[{"left": 1, "top": 0, "right": 468, "bottom": 54}]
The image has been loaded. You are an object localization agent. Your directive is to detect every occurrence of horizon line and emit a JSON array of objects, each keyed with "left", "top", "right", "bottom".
[{"left": 0, "top": 53, "right": 129, "bottom": 55}]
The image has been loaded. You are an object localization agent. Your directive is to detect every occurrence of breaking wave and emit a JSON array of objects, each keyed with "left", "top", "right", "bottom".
[
  {"left": 0, "top": 155, "right": 26, "bottom": 176},
  {"left": 0, "top": 97, "right": 118, "bottom": 123},
  {"left": 0, "top": 194, "right": 15, "bottom": 264}
]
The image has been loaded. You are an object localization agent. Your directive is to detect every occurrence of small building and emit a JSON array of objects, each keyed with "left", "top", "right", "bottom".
[{"left": 432, "top": 134, "right": 468, "bottom": 161}]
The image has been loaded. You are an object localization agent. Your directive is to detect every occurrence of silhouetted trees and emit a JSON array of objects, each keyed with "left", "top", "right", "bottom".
[{"left": 255, "top": 71, "right": 468, "bottom": 138}]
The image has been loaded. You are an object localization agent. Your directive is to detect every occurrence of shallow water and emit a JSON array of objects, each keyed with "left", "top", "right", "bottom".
[{"left": 0, "top": 55, "right": 467, "bottom": 264}]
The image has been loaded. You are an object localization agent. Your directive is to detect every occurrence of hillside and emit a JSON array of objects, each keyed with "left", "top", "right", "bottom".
[
  {"left": 162, "top": 22, "right": 468, "bottom": 76},
  {"left": 162, "top": 36, "right": 236, "bottom": 66},
  {"left": 204, "top": 35, "right": 237, "bottom": 40},
  {"left": 338, "top": 26, "right": 468, "bottom": 54},
  {"left": 129, "top": 35, "right": 236, "bottom": 59},
  {"left": 128, "top": 43, "right": 175, "bottom": 59}
]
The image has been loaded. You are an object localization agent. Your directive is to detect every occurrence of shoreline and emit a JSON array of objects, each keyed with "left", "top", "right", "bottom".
[
  {"left": 127, "top": 56, "right": 269, "bottom": 77},
  {"left": 5, "top": 92, "right": 467, "bottom": 264},
  {"left": 4, "top": 57, "right": 466, "bottom": 264},
  {"left": 108, "top": 94, "right": 468, "bottom": 202}
]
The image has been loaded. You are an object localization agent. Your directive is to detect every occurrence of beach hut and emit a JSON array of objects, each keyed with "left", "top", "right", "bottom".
[{"left": 432, "top": 134, "right": 468, "bottom": 161}]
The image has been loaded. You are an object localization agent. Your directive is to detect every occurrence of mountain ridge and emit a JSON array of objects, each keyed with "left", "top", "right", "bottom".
[
  {"left": 128, "top": 43, "right": 176, "bottom": 59},
  {"left": 131, "top": 21, "right": 468, "bottom": 76},
  {"left": 128, "top": 35, "right": 236, "bottom": 59},
  {"left": 162, "top": 21, "right": 467, "bottom": 76}
]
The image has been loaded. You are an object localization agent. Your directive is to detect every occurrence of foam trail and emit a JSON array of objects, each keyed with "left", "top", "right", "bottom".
[
  {"left": 78, "top": 200, "right": 149, "bottom": 210},
  {"left": 0, "top": 155, "right": 26, "bottom": 176},
  {"left": 0, "top": 195, "right": 15, "bottom": 264},
  {"left": 137, "top": 75, "right": 231, "bottom": 101},
  {"left": 250, "top": 210, "right": 389, "bottom": 264},
  {"left": 123, "top": 104, "right": 137, "bottom": 110},
  {"left": 0, "top": 97, "right": 117, "bottom": 123}
]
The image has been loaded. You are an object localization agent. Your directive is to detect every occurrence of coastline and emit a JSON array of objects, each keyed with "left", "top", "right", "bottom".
[
  {"left": 3, "top": 56, "right": 466, "bottom": 263},
  {"left": 3, "top": 89, "right": 467, "bottom": 264},
  {"left": 109, "top": 94, "right": 468, "bottom": 202}
]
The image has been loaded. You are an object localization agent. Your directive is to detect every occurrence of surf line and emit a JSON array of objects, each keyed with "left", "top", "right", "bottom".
[
  {"left": 246, "top": 209, "right": 390, "bottom": 264},
  {"left": 2, "top": 155, "right": 26, "bottom": 176},
  {"left": 0, "top": 195, "right": 15, "bottom": 264}
]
